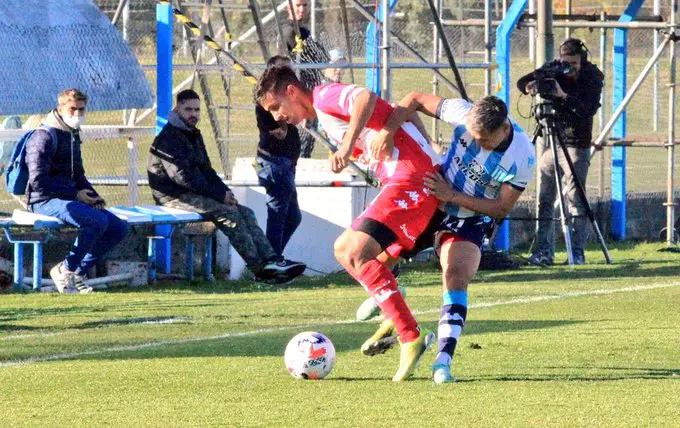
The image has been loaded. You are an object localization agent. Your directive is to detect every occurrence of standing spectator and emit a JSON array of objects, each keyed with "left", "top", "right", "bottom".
[
  {"left": 322, "top": 49, "right": 348, "bottom": 84},
  {"left": 27, "top": 89, "right": 129, "bottom": 293},
  {"left": 148, "top": 89, "right": 306, "bottom": 284},
  {"left": 517, "top": 38, "right": 604, "bottom": 265},
  {"left": 280, "top": 0, "right": 329, "bottom": 158},
  {"left": 255, "top": 56, "right": 302, "bottom": 258}
]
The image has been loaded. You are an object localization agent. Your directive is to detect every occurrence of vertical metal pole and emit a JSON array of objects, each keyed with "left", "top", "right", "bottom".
[
  {"left": 127, "top": 136, "right": 139, "bottom": 206},
  {"left": 122, "top": 0, "right": 130, "bottom": 125},
  {"left": 565, "top": 0, "right": 572, "bottom": 39},
  {"left": 311, "top": 0, "right": 316, "bottom": 39},
  {"left": 156, "top": 1, "right": 173, "bottom": 273},
  {"left": 598, "top": 13, "right": 607, "bottom": 199},
  {"left": 32, "top": 242, "right": 42, "bottom": 291},
  {"left": 338, "top": 0, "right": 355, "bottom": 83},
  {"left": 185, "top": 237, "right": 195, "bottom": 281},
  {"left": 653, "top": 0, "right": 661, "bottom": 132},
  {"left": 431, "top": 0, "right": 441, "bottom": 141},
  {"left": 535, "top": 0, "right": 554, "bottom": 242},
  {"left": 381, "top": 0, "right": 391, "bottom": 102},
  {"left": 204, "top": 236, "right": 214, "bottom": 281},
  {"left": 528, "top": 0, "right": 535, "bottom": 63},
  {"left": 484, "top": 0, "right": 492, "bottom": 95},
  {"left": 666, "top": 0, "right": 677, "bottom": 244}
]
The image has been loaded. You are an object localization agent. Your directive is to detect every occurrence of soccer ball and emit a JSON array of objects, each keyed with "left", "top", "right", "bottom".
[{"left": 284, "top": 331, "right": 336, "bottom": 380}]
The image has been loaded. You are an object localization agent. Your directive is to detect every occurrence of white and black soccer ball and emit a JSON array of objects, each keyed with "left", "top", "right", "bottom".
[{"left": 284, "top": 331, "right": 336, "bottom": 380}]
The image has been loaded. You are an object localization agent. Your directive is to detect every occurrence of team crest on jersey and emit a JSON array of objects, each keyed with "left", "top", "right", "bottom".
[{"left": 406, "top": 191, "right": 420, "bottom": 204}]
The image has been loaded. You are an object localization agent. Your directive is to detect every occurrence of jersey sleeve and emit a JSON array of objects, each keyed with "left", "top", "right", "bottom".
[
  {"left": 507, "top": 144, "right": 536, "bottom": 191},
  {"left": 313, "top": 83, "right": 367, "bottom": 118},
  {"left": 436, "top": 98, "right": 473, "bottom": 127}
]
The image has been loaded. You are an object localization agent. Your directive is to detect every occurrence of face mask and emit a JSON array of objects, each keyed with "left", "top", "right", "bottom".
[{"left": 63, "top": 115, "right": 85, "bottom": 129}]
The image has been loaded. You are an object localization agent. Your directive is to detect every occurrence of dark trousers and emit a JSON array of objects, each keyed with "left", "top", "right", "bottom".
[
  {"left": 256, "top": 155, "right": 302, "bottom": 257},
  {"left": 32, "top": 198, "right": 129, "bottom": 274}
]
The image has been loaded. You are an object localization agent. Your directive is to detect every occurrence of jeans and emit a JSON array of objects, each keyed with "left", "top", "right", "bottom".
[
  {"left": 255, "top": 155, "right": 302, "bottom": 257},
  {"left": 32, "top": 198, "right": 129, "bottom": 274},
  {"left": 535, "top": 142, "right": 591, "bottom": 256}
]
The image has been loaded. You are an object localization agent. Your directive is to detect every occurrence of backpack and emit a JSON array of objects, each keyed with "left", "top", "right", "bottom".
[{"left": 5, "top": 127, "right": 58, "bottom": 195}]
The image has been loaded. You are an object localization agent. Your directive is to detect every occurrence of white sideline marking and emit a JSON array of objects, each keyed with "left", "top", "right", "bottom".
[{"left": 1, "top": 281, "right": 677, "bottom": 368}]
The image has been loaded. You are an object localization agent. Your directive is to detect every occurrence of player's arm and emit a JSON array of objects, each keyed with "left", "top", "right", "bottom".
[
  {"left": 332, "top": 88, "right": 377, "bottom": 172},
  {"left": 372, "top": 92, "right": 455, "bottom": 159},
  {"left": 424, "top": 171, "right": 523, "bottom": 218}
]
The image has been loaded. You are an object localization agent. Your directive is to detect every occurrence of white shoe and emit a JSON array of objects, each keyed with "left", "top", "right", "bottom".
[{"left": 49, "top": 262, "right": 78, "bottom": 294}]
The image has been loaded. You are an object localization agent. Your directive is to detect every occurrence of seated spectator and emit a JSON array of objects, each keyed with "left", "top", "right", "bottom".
[
  {"left": 28, "top": 88, "right": 129, "bottom": 293},
  {"left": 148, "top": 89, "right": 306, "bottom": 284}
]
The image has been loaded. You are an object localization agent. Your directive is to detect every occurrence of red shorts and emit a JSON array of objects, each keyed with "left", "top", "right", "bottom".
[{"left": 351, "top": 184, "right": 440, "bottom": 257}]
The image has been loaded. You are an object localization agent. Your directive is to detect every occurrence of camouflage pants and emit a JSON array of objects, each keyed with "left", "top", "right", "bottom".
[{"left": 162, "top": 193, "right": 277, "bottom": 273}]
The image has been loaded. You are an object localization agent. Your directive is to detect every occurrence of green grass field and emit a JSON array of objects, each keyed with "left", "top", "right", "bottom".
[{"left": 1, "top": 242, "right": 679, "bottom": 426}]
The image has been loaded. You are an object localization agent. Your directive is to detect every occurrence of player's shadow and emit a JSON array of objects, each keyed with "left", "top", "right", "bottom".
[
  {"left": 64, "top": 318, "right": 582, "bottom": 362},
  {"left": 460, "top": 365, "right": 680, "bottom": 383}
]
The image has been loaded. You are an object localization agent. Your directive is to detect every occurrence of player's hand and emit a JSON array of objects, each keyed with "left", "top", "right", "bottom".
[
  {"left": 424, "top": 171, "right": 457, "bottom": 203},
  {"left": 224, "top": 191, "right": 238, "bottom": 206},
  {"left": 525, "top": 81, "right": 537, "bottom": 95},
  {"left": 331, "top": 146, "right": 351, "bottom": 173},
  {"left": 371, "top": 130, "right": 395, "bottom": 160}
]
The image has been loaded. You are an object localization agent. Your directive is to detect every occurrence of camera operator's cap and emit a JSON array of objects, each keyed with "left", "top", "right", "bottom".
[{"left": 329, "top": 49, "right": 348, "bottom": 64}]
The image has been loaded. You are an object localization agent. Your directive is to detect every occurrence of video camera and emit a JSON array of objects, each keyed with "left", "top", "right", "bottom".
[{"left": 532, "top": 61, "right": 574, "bottom": 98}]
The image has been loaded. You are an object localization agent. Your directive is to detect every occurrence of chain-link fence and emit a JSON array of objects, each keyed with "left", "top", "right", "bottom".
[{"left": 1, "top": 0, "right": 679, "bottom": 213}]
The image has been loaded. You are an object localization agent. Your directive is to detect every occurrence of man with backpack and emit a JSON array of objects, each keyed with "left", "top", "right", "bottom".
[{"left": 22, "top": 89, "right": 129, "bottom": 293}]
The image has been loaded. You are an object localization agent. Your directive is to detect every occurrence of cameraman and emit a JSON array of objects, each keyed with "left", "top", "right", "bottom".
[{"left": 517, "top": 38, "right": 604, "bottom": 265}]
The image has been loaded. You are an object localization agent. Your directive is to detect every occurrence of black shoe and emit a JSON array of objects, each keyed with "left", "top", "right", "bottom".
[{"left": 262, "top": 259, "right": 306, "bottom": 278}]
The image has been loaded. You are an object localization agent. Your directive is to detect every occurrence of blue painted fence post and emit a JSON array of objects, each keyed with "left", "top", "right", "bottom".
[
  {"left": 493, "top": 0, "right": 528, "bottom": 250},
  {"left": 156, "top": 1, "right": 173, "bottom": 273},
  {"left": 611, "top": 0, "right": 644, "bottom": 240}
]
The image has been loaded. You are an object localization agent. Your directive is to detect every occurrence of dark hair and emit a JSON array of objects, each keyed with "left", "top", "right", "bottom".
[
  {"left": 266, "top": 55, "right": 293, "bottom": 68},
  {"left": 560, "top": 38, "right": 587, "bottom": 61},
  {"left": 254, "top": 65, "right": 304, "bottom": 103},
  {"left": 467, "top": 96, "right": 508, "bottom": 133},
  {"left": 176, "top": 89, "right": 200, "bottom": 104}
]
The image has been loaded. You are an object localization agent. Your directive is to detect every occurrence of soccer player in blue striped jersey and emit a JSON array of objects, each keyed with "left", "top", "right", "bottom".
[{"left": 360, "top": 93, "right": 535, "bottom": 384}]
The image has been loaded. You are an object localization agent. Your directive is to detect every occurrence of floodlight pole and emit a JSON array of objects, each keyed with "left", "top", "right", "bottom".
[
  {"left": 381, "top": 0, "right": 391, "bottom": 102},
  {"left": 666, "top": 0, "right": 678, "bottom": 245}
]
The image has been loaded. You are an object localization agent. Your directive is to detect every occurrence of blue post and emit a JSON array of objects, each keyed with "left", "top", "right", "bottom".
[
  {"left": 611, "top": 0, "right": 644, "bottom": 240},
  {"left": 365, "top": 0, "right": 398, "bottom": 95},
  {"left": 13, "top": 243, "right": 23, "bottom": 291},
  {"left": 203, "top": 236, "right": 214, "bottom": 281},
  {"left": 493, "top": 0, "right": 528, "bottom": 250},
  {"left": 156, "top": 1, "right": 173, "bottom": 272},
  {"left": 32, "top": 242, "right": 42, "bottom": 291}
]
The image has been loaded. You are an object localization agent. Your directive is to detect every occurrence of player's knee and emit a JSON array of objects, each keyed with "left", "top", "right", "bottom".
[{"left": 443, "top": 265, "right": 472, "bottom": 291}]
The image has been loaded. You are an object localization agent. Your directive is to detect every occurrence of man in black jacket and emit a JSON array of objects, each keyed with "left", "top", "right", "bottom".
[
  {"left": 148, "top": 89, "right": 305, "bottom": 283},
  {"left": 28, "top": 89, "right": 128, "bottom": 293},
  {"left": 517, "top": 38, "right": 604, "bottom": 265},
  {"left": 280, "top": 0, "right": 329, "bottom": 158},
  {"left": 255, "top": 56, "right": 302, "bottom": 259}
]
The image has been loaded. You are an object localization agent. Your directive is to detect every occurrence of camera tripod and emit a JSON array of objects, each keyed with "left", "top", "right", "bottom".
[{"left": 532, "top": 100, "right": 612, "bottom": 265}]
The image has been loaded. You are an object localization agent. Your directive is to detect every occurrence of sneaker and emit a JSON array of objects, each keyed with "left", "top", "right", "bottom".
[
  {"left": 72, "top": 273, "right": 94, "bottom": 294},
  {"left": 392, "top": 329, "right": 436, "bottom": 382},
  {"left": 360, "top": 318, "right": 397, "bottom": 356},
  {"left": 49, "top": 262, "right": 78, "bottom": 294},
  {"left": 356, "top": 286, "right": 406, "bottom": 321},
  {"left": 432, "top": 363, "right": 455, "bottom": 384},
  {"left": 261, "top": 259, "right": 306, "bottom": 279},
  {"left": 527, "top": 250, "right": 553, "bottom": 266}
]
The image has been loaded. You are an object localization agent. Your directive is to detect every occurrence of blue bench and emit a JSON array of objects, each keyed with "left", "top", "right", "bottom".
[{"left": 0, "top": 205, "right": 215, "bottom": 291}]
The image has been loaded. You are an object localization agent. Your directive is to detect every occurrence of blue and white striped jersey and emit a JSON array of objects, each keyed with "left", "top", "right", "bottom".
[{"left": 437, "top": 98, "right": 536, "bottom": 218}]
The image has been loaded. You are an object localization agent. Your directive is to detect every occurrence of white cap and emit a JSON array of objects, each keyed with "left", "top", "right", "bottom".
[{"left": 329, "top": 49, "right": 348, "bottom": 64}]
